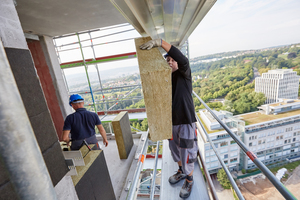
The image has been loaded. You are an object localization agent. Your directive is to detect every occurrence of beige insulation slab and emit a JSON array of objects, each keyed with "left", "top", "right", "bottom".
[
  {"left": 112, "top": 111, "right": 134, "bottom": 159},
  {"left": 135, "top": 37, "right": 172, "bottom": 141}
]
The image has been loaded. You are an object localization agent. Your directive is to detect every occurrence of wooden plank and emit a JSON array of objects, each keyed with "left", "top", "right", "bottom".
[{"left": 134, "top": 37, "right": 172, "bottom": 141}]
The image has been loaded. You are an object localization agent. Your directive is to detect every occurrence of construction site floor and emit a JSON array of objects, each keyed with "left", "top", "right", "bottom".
[
  {"left": 161, "top": 140, "right": 210, "bottom": 200},
  {"left": 103, "top": 138, "right": 141, "bottom": 200}
]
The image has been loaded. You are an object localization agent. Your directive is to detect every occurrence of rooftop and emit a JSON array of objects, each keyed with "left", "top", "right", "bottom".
[
  {"left": 197, "top": 113, "right": 224, "bottom": 134},
  {"left": 267, "top": 99, "right": 300, "bottom": 108},
  {"left": 266, "top": 69, "right": 294, "bottom": 74},
  {"left": 238, "top": 109, "right": 300, "bottom": 126}
]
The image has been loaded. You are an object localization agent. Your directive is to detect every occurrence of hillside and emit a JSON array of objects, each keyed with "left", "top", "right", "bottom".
[{"left": 191, "top": 43, "right": 300, "bottom": 114}]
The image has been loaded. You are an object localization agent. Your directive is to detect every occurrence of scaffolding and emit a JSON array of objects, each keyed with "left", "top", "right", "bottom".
[{"left": 54, "top": 24, "right": 145, "bottom": 133}]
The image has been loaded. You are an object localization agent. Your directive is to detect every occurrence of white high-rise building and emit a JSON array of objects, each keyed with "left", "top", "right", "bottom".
[{"left": 255, "top": 69, "right": 299, "bottom": 104}]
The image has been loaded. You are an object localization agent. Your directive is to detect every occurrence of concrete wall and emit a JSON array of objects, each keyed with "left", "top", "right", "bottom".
[
  {"left": 0, "top": 1, "right": 68, "bottom": 199},
  {"left": 39, "top": 36, "right": 72, "bottom": 119},
  {"left": 0, "top": 0, "right": 27, "bottom": 49}
]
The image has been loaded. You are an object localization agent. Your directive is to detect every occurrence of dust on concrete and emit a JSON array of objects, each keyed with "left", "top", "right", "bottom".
[{"left": 237, "top": 165, "right": 300, "bottom": 200}]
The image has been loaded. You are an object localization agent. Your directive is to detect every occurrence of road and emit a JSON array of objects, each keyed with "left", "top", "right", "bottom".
[{"left": 250, "top": 67, "right": 260, "bottom": 83}]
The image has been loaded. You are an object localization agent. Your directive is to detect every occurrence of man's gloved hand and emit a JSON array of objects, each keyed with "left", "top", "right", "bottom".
[{"left": 140, "top": 39, "right": 162, "bottom": 50}]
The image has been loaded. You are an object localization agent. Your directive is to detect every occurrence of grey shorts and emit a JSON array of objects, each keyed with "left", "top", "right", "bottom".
[{"left": 168, "top": 123, "right": 198, "bottom": 175}]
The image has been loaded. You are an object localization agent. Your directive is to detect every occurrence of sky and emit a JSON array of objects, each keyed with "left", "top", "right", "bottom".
[
  {"left": 58, "top": 0, "right": 300, "bottom": 76},
  {"left": 189, "top": 0, "right": 300, "bottom": 58}
]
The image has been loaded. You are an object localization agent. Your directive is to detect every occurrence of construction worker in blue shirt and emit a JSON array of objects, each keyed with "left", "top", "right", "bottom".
[{"left": 62, "top": 94, "right": 108, "bottom": 150}]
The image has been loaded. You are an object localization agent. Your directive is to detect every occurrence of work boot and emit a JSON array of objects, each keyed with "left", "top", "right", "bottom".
[
  {"left": 179, "top": 179, "right": 194, "bottom": 199},
  {"left": 168, "top": 170, "right": 187, "bottom": 184}
]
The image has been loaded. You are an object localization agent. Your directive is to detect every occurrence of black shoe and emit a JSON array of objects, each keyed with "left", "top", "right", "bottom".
[
  {"left": 179, "top": 179, "right": 194, "bottom": 198},
  {"left": 168, "top": 171, "right": 187, "bottom": 184}
]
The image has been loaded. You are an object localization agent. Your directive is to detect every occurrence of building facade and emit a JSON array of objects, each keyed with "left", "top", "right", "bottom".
[
  {"left": 197, "top": 110, "right": 244, "bottom": 173},
  {"left": 197, "top": 100, "right": 300, "bottom": 173},
  {"left": 255, "top": 69, "right": 299, "bottom": 104}
]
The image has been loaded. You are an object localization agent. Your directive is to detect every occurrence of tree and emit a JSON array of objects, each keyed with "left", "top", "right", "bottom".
[
  {"left": 217, "top": 168, "right": 231, "bottom": 189},
  {"left": 141, "top": 119, "right": 148, "bottom": 131},
  {"left": 259, "top": 68, "right": 270, "bottom": 75},
  {"left": 136, "top": 122, "right": 141, "bottom": 131},
  {"left": 288, "top": 52, "right": 297, "bottom": 59}
]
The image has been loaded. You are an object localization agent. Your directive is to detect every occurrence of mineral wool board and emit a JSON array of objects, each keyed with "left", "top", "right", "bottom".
[{"left": 134, "top": 37, "right": 172, "bottom": 141}]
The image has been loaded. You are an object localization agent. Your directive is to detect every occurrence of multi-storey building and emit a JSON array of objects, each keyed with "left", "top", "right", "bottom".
[
  {"left": 197, "top": 110, "right": 244, "bottom": 174},
  {"left": 197, "top": 99, "right": 300, "bottom": 173},
  {"left": 255, "top": 69, "right": 299, "bottom": 104}
]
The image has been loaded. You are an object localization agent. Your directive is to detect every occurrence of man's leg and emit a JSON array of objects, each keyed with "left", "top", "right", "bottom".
[
  {"left": 178, "top": 123, "right": 198, "bottom": 198},
  {"left": 168, "top": 125, "right": 187, "bottom": 184}
]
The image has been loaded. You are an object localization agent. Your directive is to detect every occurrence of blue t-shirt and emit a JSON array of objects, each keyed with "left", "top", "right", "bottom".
[{"left": 63, "top": 108, "right": 101, "bottom": 140}]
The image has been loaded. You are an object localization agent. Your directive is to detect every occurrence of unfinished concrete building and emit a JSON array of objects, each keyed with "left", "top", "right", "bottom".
[{"left": 3, "top": 1, "right": 295, "bottom": 200}]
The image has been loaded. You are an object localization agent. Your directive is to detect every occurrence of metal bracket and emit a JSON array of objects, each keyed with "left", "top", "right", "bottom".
[
  {"left": 62, "top": 151, "right": 85, "bottom": 166},
  {"left": 65, "top": 159, "right": 77, "bottom": 176},
  {"left": 125, "top": 180, "right": 132, "bottom": 191}
]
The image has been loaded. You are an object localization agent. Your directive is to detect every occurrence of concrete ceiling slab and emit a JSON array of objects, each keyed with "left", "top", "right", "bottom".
[{"left": 16, "top": 0, "right": 128, "bottom": 37}]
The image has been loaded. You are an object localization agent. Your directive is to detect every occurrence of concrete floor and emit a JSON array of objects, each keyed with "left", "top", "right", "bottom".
[{"left": 102, "top": 138, "right": 141, "bottom": 200}]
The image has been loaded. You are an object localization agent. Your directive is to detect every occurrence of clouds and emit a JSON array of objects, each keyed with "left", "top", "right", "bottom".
[{"left": 189, "top": 0, "right": 300, "bottom": 58}]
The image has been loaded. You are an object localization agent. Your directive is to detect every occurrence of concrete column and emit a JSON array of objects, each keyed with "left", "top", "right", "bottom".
[
  {"left": 39, "top": 35, "right": 72, "bottom": 118},
  {"left": 0, "top": 0, "right": 68, "bottom": 192}
]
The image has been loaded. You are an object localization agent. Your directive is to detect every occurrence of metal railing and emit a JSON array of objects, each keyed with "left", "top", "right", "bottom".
[
  {"left": 196, "top": 145, "right": 219, "bottom": 200},
  {"left": 195, "top": 115, "right": 244, "bottom": 200},
  {"left": 150, "top": 141, "right": 160, "bottom": 200},
  {"left": 127, "top": 131, "right": 149, "bottom": 200},
  {"left": 193, "top": 91, "right": 297, "bottom": 200}
]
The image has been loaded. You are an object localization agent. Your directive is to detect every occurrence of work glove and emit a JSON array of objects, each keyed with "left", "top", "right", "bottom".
[{"left": 140, "top": 39, "right": 162, "bottom": 50}]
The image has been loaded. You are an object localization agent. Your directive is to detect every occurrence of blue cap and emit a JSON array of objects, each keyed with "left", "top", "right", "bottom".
[
  {"left": 164, "top": 53, "right": 169, "bottom": 58},
  {"left": 69, "top": 94, "right": 84, "bottom": 106}
]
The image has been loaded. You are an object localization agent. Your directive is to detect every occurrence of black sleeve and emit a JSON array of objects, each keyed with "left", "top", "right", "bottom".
[{"left": 167, "top": 45, "right": 191, "bottom": 78}]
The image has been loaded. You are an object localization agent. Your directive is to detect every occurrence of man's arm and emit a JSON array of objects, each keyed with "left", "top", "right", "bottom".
[
  {"left": 97, "top": 124, "right": 108, "bottom": 147},
  {"left": 140, "top": 39, "right": 190, "bottom": 76},
  {"left": 62, "top": 130, "right": 71, "bottom": 145}
]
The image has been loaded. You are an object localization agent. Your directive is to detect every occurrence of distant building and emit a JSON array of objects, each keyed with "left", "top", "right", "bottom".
[
  {"left": 197, "top": 99, "right": 300, "bottom": 173},
  {"left": 197, "top": 110, "right": 243, "bottom": 173},
  {"left": 255, "top": 69, "right": 300, "bottom": 104}
]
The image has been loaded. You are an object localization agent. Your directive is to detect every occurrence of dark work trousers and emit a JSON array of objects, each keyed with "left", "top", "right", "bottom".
[{"left": 71, "top": 134, "right": 100, "bottom": 150}]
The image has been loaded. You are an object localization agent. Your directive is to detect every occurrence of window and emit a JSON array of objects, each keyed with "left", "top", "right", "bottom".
[
  {"left": 230, "top": 152, "right": 238, "bottom": 157},
  {"left": 258, "top": 140, "right": 262, "bottom": 145},
  {"left": 267, "top": 149, "right": 273, "bottom": 153},
  {"left": 249, "top": 137, "right": 251, "bottom": 141},
  {"left": 275, "top": 147, "right": 281, "bottom": 151},
  {"left": 224, "top": 160, "right": 228, "bottom": 164},
  {"left": 220, "top": 141, "right": 228, "bottom": 147},
  {"left": 230, "top": 158, "right": 237, "bottom": 163},
  {"left": 249, "top": 142, "right": 252, "bottom": 147},
  {"left": 214, "top": 143, "right": 218, "bottom": 148},
  {"left": 231, "top": 140, "right": 236, "bottom": 144},
  {"left": 257, "top": 151, "right": 264, "bottom": 155},
  {"left": 285, "top": 140, "right": 287, "bottom": 144},
  {"left": 224, "top": 154, "right": 228, "bottom": 159},
  {"left": 280, "top": 136, "right": 283, "bottom": 140},
  {"left": 205, "top": 145, "right": 211, "bottom": 150}
]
